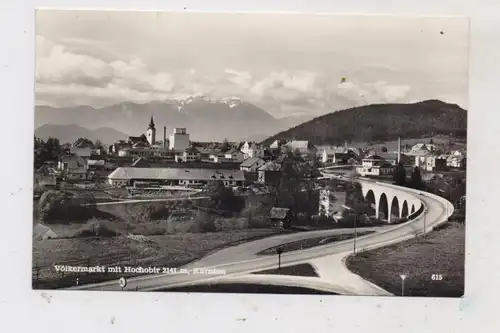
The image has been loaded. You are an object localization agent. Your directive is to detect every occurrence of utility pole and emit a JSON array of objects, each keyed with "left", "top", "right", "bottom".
[
  {"left": 277, "top": 247, "right": 283, "bottom": 269},
  {"left": 353, "top": 213, "right": 357, "bottom": 255}
]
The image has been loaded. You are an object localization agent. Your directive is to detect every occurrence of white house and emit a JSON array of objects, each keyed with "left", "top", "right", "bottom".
[
  {"left": 240, "top": 141, "right": 265, "bottom": 159},
  {"left": 321, "top": 147, "right": 348, "bottom": 164},
  {"left": 175, "top": 147, "right": 201, "bottom": 163},
  {"left": 240, "top": 157, "right": 266, "bottom": 172},
  {"left": 356, "top": 155, "right": 394, "bottom": 176},
  {"left": 356, "top": 162, "right": 394, "bottom": 177}
]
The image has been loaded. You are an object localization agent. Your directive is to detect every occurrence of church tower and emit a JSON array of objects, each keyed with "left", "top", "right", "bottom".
[{"left": 146, "top": 116, "right": 156, "bottom": 145}]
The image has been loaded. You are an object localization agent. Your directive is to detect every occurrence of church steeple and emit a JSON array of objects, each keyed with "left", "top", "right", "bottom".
[
  {"left": 146, "top": 116, "right": 156, "bottom": 145},
  {"left": 148, "top": 116, "right": 156, "bottom": 130}
]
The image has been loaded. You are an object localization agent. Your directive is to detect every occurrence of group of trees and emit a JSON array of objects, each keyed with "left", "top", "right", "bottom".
[
  {"left": 393, "top": 162, "right": 425, "bottom": 190},
  {"left": 34, "top": 137, "right": 62, "bottom": 169},
  {"left": 38, "top": 190, "right": 98, "bottom": 223},
  {"left": 266, "top": 150, "right": 321, "bottom": 223}
]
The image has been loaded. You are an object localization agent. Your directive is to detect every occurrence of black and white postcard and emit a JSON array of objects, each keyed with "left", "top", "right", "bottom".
[{"left": 33, "top": 10, "right": 468, "bottom": 297}]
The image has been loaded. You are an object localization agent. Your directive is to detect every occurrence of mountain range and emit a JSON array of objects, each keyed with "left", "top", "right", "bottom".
[
  {"left": 34, "top": 95, "right": 315, "bottom": 144},
  {"left": 261, "top": 100, "right": 467, "bottom": 146}
]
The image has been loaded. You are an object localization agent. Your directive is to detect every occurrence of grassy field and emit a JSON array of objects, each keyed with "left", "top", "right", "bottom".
[
  {"left": 346, "top": 222, "right": 465, "bottom": 297},
  {"left": 32, "top": 228, "right": 285, "bottom": 289},
  {"left": 257, "top": 231, "right": 374, "bottom": 255},
  {"left": 252, "top": 263, "right": 319, "bottom": 277}
]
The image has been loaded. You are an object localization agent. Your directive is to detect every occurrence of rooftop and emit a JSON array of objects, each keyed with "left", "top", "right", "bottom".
[
  {"left": 258, "top": 161, "right": 282, "bottom": 171},
  {"left": 240, "top": 157, "right": 264, "bottom": 168},
  {"left": 108, "top": 167, "right": 245, "bottom": 182}
]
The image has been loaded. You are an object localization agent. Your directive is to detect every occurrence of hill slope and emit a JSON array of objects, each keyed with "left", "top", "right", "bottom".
[
  {"left": 35, "top": 124, "right": 129, "bottom": 144},
  {"left": 261, "top": 100, "right": 467, "bottom": 146}
]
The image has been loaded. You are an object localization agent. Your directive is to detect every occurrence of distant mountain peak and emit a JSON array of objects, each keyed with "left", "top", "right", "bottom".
[{"left": 166, "top": 94, "right": 245, "bottom": 111}]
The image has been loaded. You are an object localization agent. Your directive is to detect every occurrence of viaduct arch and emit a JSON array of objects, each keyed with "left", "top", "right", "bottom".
[{"left": 360, "top": 182, "right": 423, "bottom": 223}]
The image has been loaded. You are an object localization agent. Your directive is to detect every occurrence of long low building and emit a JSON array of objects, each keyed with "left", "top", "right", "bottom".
[{"left": 107, "top": 167, "right": 246, "bottom": 187}]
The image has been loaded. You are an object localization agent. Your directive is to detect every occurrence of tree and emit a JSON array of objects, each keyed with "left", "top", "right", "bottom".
[
  {"left": 381, "top": 146, "right": 388, "bottom": 153},
  {"left": 393, "top": 162, "right": 407, "bottom": 186},
  {"left": 220, "top": 138, "right": 230, "bottom": 152},
  {"left": 94, "top": 140, "right": 103, "bottom": 150},
  {"left": 204, "top": 180, "right": 243, "bottom": 212},
  {"left": 429, "top": 138, "right": 434, "bottom": 145},
  {"left": 410, "top": 166, "right": 424, "bottom": 190}
]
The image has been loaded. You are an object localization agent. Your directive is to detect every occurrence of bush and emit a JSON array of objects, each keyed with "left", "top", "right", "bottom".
[
  {"left": 215, "top": 217, "right": 247, "bottom": 231},
  {"left": 39, "top": 190, "right": 98, "bottom": 223},
  {"left": 131, "top": 223, "right": 167, "bottom": 236},
  {"left": 196, "top": 210, "right": 217, "bottom": 232},
  {"left": 72, "top": 220, "right": 121, "bottom": 238}
]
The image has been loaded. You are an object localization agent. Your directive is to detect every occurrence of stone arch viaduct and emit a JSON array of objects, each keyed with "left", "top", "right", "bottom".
[{"left": 358, "top": 180, "right": 423, "bottom": 223}]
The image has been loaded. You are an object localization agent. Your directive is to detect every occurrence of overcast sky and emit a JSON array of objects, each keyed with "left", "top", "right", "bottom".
[{"left": 35, "top": 10, "right": 469, "bottom": 118}]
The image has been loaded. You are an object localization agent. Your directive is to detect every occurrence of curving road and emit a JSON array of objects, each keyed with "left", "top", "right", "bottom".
[{"left": 70, "top": 175, "right": 453, "bottom": 294}]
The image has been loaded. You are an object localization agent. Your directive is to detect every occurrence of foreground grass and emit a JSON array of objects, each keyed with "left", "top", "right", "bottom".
[
  {"left": 252, "top": 263, "right": 319, "bottom": 277},
  {"left": 163, "top": 283, "right": 337, "bottom": 294},
  {"left": 33, "top": 229, "right": 285, "bottom": 289},
  {"left": 257, "top": 231, "right": 374, "bottom": 255},
  {"left": 346, "top": 222, "right": 465, "bottom": 297}
]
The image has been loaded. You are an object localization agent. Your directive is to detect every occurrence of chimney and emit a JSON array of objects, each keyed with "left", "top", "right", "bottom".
[
  {"left": 397, "top": 137, "right": 401, "bottom": 164},
  {"left": 163, "top": 126, "right": 167, "bottom": 148}
]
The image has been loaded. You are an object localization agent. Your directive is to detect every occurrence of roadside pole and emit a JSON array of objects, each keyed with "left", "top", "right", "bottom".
[
  {"left": 400, "top": 274, "right": 406, "bottom": 296},
  {"left": 277, "top": 247, "right": 283, "bottom": 269},
  {"left": 423, "top": 208, "right": 427, "bottom": 237}
]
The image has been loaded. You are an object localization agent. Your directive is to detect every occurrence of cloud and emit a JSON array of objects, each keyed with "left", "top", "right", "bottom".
[
  {"left": 337, "top": 80, "right": 411, "bottom": 105},
  {"left": 35, "top": 36, "right": 414, "bottom": 115},
  {"left": 36, "top": 36, "right": 177, "bottom": 105},
  {"left": 224, "top": 68, "right": 252, "bottom": 88}
]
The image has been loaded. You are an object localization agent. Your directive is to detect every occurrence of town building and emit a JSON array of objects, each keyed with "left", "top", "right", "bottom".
[
  {"left": 58, "top": 154, "right": 87, "bottom": 180},
  {"left": 240, "top": 141, "right": 265, "bottom": 159},
  {"left": 70, "top": 138, "right": 94, "bottom": 157},
  {"left": 224, "top": 148, "right": 246, "bottom": 162},
  {"left": 415, "top": 155, "right": 448, "bottom": 172},
  {"left": 321, "top": 147, "right": 349, "bottom": 164},
  {"left": 240, "top": 157, "right": 266, "bottom": 172},
  {"left": 356, "top": 154, "right": 394, "bottom": 177},
  {"left": 169, "top": 128, "right": 190, "bottom": 151},
  {"left": 407, "top": 143, "right": 436, "bottom": 156},
  {"left": 282, "top": 140, "right": 316, "bottom": 155},
  {"left": 175, "top": 147, "right": 201, "bottom": 163},
  {"left": 107, "top": 167, "right": 245, "bottom": 187},
  {"left": 447, "top": 155, "right": 466, "bottom": 169},
  {"left": 257, "top": 161, "right": 282, "bottom": 185}
]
